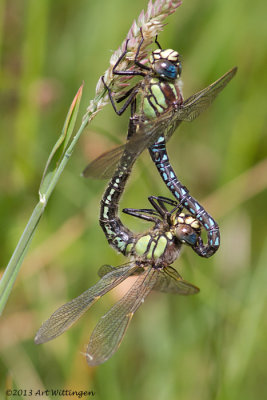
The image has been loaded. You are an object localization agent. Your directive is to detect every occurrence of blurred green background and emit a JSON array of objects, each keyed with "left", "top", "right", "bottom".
[{"left": 0, "top": 0, "right": 267, "bottom": 399}]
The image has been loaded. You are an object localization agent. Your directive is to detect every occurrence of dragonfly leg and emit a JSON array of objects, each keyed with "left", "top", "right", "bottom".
[
  {"left": 154, "top": 35, "right": 162, "bottom": 50},
  {"left": 116, "top": 87, "right": 136, "bottom": 103},
  {"left": 133, "top": 27, "right": 151, "bottom": 71},
  {"left": 101, "top": 76, "right": 138, "bottom": 116},
  {"left": 148, "top": 196, "right": 168, "bottom": 217},
  {"left": 112, "top": 36, "right": 147, "bottom": 76},
  {"left": 112, "top": 39, "right": 131, "bottom": 75},
  {"left": 149, "top": 136, "right": 220, "bottom": 257},
  {"left": 148, "top": 195, "right": 183, "bottom": 221},
  {"left": 149, "top": 195, "right": 181, "bottom": 210},
  {"left": 123, "top": 207, "right": 161, "bottom": 224}
]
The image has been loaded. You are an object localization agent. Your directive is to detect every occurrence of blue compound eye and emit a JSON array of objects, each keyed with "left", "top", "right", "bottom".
[
  {"left": 175, "top": 225, "right": 198, "bottom": 246},
  {"left": 177, "top": 62, "right": 182, "bottom": 77},
  {"left": 154, "top": 60, "right": 178, "bottom": 79},
  {"left": 182, "top": 232, "right": 197, "bottom": 246},
  {"left": 165, "top": 63, "right": 177, "bottom": 78}
]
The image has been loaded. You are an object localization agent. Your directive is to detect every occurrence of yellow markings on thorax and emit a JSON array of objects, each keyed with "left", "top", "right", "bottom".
[
  {"left": 125, "top": 242, "right": 134, "bottom": 255},
  {"left": 135, "top": 235, "right": 151, "bottom": 256},
  {"left": 151, "top": 84, "right": 167, "bottom": 109},
  {"left": 149, "top": 96, "right": 161, "bottom": 112},
  {"left": 166, "top": 231, "right": 173, "bottom": 240},
  {"left": 153, "top": 236, "right": 168, "bottom": 259},
  {"left": 146, "top": 240, "right": 156, "bottom": 259},
  {"left": 133, "top": 232, "right": 170, "bottom": 260},
  {"left": 143, "top": 98, "right": 157, "bottom": 119}
]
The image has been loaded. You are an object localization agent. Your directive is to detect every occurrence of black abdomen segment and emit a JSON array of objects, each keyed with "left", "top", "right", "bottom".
[
  {"left": 99, "top": 151, "right": 135, "bottom": 255},
  {"left": 149, "top": 135, "right": 220, "bottom": 257}
]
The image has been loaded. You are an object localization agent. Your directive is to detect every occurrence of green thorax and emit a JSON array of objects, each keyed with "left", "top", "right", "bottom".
[
  {"left": 125, "top": 224, "right": 179, "bottom": 268},
  {"left": 135, "top": 76, "right": 183, "bottom": 120}
]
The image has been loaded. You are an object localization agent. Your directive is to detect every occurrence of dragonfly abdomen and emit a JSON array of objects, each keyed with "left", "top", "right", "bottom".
[
  {"left": 99, "top": 153, "right": 134, "bottom": 254},
  {"left": 149, "top": 136, "right": 220, "bottom": 257}
]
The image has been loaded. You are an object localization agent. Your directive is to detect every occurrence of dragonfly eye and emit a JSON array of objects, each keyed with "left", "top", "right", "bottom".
[
  {"left": 177, "top": 62, "right": 182, "bottom": 77},
  {"left": 175, "top": 224, "right": 199, "bottom": 246},
  {"left": 154, "top": 60, "right": 178, "bottom": 79}
]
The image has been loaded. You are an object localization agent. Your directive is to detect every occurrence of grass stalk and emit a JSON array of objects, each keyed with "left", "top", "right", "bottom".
[{"left": 0, "top": 86, "right": 90, "bottom": 315}]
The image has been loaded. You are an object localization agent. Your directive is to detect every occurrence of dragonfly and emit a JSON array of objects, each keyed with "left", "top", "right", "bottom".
[
  {"left": 86, "top": 137, "right": 206, "bottom": 258},
  {"left": 84, "top": 29, "right": 237, "bottom": 258},
  {"left": 35, "top": 195, "right": 202, "bottom": 366}
]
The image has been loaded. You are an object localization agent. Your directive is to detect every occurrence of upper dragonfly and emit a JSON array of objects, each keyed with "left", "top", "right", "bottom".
[{"left": 84, "top": 29, "right": 237, "bottom": 258}]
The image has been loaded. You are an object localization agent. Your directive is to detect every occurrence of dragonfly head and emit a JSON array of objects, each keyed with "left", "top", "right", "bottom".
[
  {"left": 150, "top": 49, "right": 182, "bottom": 80},
  {"left": 171, "top": 213, "right": 201, "bottom": 246}
]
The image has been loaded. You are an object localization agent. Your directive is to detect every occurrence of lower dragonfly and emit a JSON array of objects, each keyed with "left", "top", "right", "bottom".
[
  {"left": 85, "top": 29, "right": 237, "bottom": 257},
  {"left": 35, "top": 192, "right": 203, "bottom": 366}
]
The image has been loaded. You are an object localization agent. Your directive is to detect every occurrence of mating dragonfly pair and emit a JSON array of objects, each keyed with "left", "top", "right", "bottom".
[{"left": 35, "top": 29, "right": 237, "bottom": 366}]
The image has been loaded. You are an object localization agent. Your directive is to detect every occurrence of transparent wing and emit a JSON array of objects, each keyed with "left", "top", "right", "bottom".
[
  {"left": 97, "top": 264, "right": 117, "bottom": 277},
  {"left": 82, "top": 144, "right": 125, "bottom": 179},
  {"left": 82, "top": 131, "right": 153, "bottom": 180},
  {"left": 82, "top": 126, "right": 167, "bottom": 180},
  {"left": 153, "top": 266, "right": 199, "bottom": 295},
  {"left": 98, "top": 264, "right": 144, "bottom": 278},
  {"left": 151, "top": 67, "right": 237, "bottom": 142},
  {"left": 97, "top": 265, "right": 199, "bottom": 295},
  {"left": 83, "top": 67, "right": 237, "bottom": 180},
  {"left": 86, "top": 267, "right": 157, "bottom": 366},
  {"left": 175, "top": 67, "right": 237, "bottom": 122},
  {"left": 35, "top": 263, "right": 138, "bottom": 344}
]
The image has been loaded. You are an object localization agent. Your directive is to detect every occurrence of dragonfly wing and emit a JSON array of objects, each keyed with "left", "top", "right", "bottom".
[
  {"left": 97, "top": 264, "right": 117, "bottom": 277},
  {"left": 35, "top": 263, "right": 138, "bottom": 344},
  {"left": 153, "top": 266, "right": 199, "bottom": 295},
  {"left": 82, "top": 68, "right": 237, "bottom": 180},
  {"left": 175, "top": 67, "right": 237, "bottom": 122},
  {"left": 86, "top": 267, "right": 157, "bottom": 366},
  {"left": 82, "top": 126, "right": 161, "bottom": 180},
  {"left": 126, "top": 67, "right": 237, "bottom": 145},
  {"left": 82, "top": 144, "right": 126, "bottom": 179},
  {"left": 98, "top": 264, "right": 144, "bottom": 278}
]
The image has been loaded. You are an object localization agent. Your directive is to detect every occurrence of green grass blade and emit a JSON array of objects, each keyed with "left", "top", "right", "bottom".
[
  {"left": 0, "top": 83, "right": 103, "bottom": 315},
  {"left": 0, "top": 202, "right": 44, "bottom": 314},
  {"left": 39, "top": 83, "right": 84, "bottom": 195}
]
